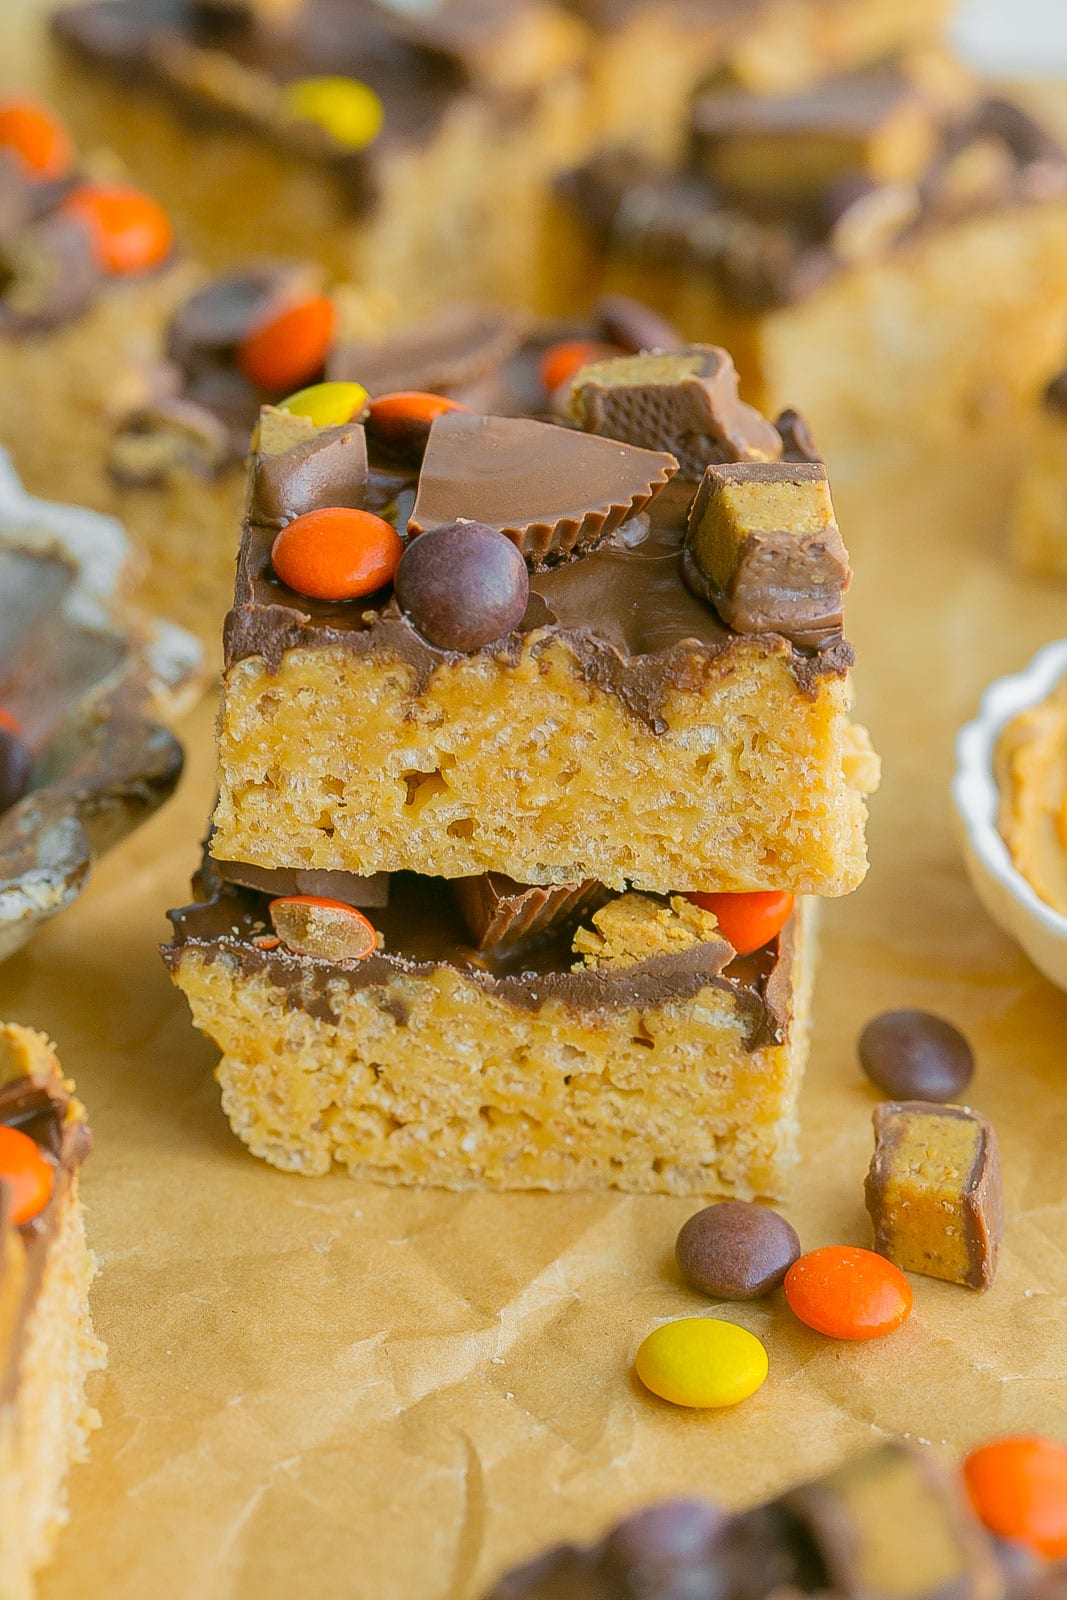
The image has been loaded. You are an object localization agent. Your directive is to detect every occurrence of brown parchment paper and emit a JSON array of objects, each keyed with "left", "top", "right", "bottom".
[{"left": 4, "top": 8, "right": 1067, "bottom": 1593}]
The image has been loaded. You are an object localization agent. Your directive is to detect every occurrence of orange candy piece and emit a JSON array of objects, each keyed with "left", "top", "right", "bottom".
[
  {"left": 0, "top": 96, "right": 74, "bottom": 181},
  {"left": 539, "top": 338, "right": 615, "bottom": 395},
  {"left": 963, "top": 1436, "right": 1067, "bottom": 1557},
  {"left": 784, "top": 1246, "right": 913, "bottom": 1340},
  {"left": 0, "top": 709, "right": 23, "bottom": 735},
  {"left": 271, "top": 507, "right": 402, "bottom": 602},
  {"left": 366, "top": 391, "right": 469, "bottom": 456},
  {"left": 60, "top": 182, "right": 173, "bottom": 275},
  {"left": 0, "top": 1125, "right": 55, "bottom": 1226},
  {"left": 237, "top": 294, "right": 336, "bottom": 394},
  {"left": 685, "top": 890, "right": 795, "bottom": 956}
]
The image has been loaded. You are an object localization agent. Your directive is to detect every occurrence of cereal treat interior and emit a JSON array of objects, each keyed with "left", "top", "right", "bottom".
[
  {"left": 167, "top": 866, "right": 816, "bottom": 1198},
  {"left": 210, "top": 341, "right": 878, "bottom": 896}
]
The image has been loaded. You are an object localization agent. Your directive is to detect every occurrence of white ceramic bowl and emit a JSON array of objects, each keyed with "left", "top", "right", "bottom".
[{"left": 953, "top": 638, "right": 1067, "bottom": 990}]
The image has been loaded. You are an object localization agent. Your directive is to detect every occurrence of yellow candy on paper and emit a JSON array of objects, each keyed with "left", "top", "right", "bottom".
[
  {"left": 281, "top": 76, "right": 384, "bottom": 151},
  {"left": 635, "top": 1317, "right": 768, "bottom": 1409},
  {"left": 279, "top": 380, "right": 369, "bottom": 428}
]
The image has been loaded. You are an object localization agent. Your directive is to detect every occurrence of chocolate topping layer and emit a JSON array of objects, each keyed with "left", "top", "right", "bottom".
[
  {"left": 212, "top": 856, "right": 391, "bottom": 907},
  {"left": 166, "top": 860, "right": 792, "bottom": 1045},
  {"left": 224, "top": 375, "right": 854, "bottom": 729}
]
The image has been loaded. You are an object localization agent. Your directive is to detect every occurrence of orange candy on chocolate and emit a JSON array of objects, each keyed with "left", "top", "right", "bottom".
[
  {"left": 539, "top": 338, "right": 615, "bottom": 395},
  {"left": 60, "top": 182, "right": 173, "bottom": 275},
  {"left": 0, "top": 96, "right": 74, "bottom": 181},
  {"left": 237, "top": 294, "right": 336, "bottom": 393},
  {"left": 0, "top": 1124, "right": 54, "bottom": 1226},
  {"left": 0, "top": 709, "right": 23, "bottom": 735},
  {"left": 685, "top": 890, "right": 795, "bottom": 956},
  {"left": 963, "top": 1437, "right": 1067, "bottom": 1557},
  {"left": 366, "top": 391, "right": 469, "bottom": 457},
  {"left": 784, "top": 1246, "right": 913, "bottom": 1340},
  {"left": 271, "top": 507, "right": 402, "bottom": 602}
]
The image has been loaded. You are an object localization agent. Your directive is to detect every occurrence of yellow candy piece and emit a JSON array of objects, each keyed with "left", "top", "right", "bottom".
[
  {"left": 281, "top": 76, "right": 384, "bottom": 151},
  {"left": 279, "top": 381, "right": 369, "bottom": 429},
  {"left": 635, "top": 1317, "right": 768, "bottom": 1409}
]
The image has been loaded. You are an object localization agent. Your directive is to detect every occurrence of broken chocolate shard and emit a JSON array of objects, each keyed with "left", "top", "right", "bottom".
[
  {"left": 211, "top": 856, "right": 391, "bottom": 909},
  {"left": 329, "top": 303, "right": 527, "bottom": 397},
  {"left": 408, "top": 412, "right": 678, "bottom": 564},
  {"left": 683, "top": 460, "right": 850, "bottom": 648},
  {"left": 783, "top": 1441, "right": 1005, "bottom": 1600},
  {"left": 865, "top": 1101, "right": 1004, "bottom": 1291},
  {"left": 250, "top": 410, "right": 369, "bottom": 527},
  {"left": 568, "top": 345, "right": 782, "bottom": 481},
  {"left": 454, "top": 873, "right": 609, "bottom": 954}
]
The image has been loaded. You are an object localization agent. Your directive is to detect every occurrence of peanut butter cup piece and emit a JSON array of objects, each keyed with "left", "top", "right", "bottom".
[
  {"left": 684, "top": 460, "right": 850, "bottom": 647},
  {"left": 408, "top": 412, "right": 677, "bottom": 564},
  {"left": 250, "top": 406, "right": 369, "bottom": 527},
  {"left": 568, "top": 345, "right": 781, "bottom": 480},
  {"left": 865, "top": 1101, "right": 1003, "bottom": 1290},
  {"left": 454, "top": 873, "right": 608, "bottom": 954},
  {"left": 395, "top": 522, "right": 529, "bottom": 651}
]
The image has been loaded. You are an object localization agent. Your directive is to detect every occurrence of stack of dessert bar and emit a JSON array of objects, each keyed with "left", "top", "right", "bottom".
[{"left": 166, "top": 332, "right": 878, "bottom": 1198}]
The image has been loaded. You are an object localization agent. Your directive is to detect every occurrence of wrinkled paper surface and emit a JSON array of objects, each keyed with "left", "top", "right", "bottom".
[{"left": 3, "top": 4, "right": 1067, "bottom": 1587}]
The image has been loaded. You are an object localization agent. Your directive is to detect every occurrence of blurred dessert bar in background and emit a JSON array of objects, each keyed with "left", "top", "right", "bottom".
[
  {"left": 549, "top": 53, "right": 1067, "bottom": 462},
  {"left": 0, "top": 1024, "right": 104, "bottom": 1600}
]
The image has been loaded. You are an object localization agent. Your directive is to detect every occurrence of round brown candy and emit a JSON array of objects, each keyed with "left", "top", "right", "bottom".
[
  {"left": 395, "top": 521, "right": 529, "bottom": 652},
  {"left": 858, "top": 1009, "right": 974, "bottom": 1102},
  {"left": 675, "top": 1201, "right": 801, "bottom": 1300}
]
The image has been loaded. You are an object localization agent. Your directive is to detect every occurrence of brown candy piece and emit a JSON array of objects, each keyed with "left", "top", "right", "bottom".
[
  {"left": 684, "top": 460, "right": 850, "bottom": 646},
  {"left": 395, "top": 522, "right": 529, "bottom": 652},
  {"left": 408, "top": 413, "right": 677, "bottom": 564},
  {"left": 675, "top": 1200, "right": 801, "bottom": 1300},
  {"left": 250, "top": 407, "right": 369, "bottom": 527},
  {"left": 782, "top": 1441, "right": 1004, "bottom": 1600},
  {"left": 454, "top": 873, "right": 608, "bottom": 954},
  {"left": 594, "top": 294, "right": 685, "bottom": 356},
  {"left": 865, "top": 1101, "right": 1003, "bottom": 1290},
  {"left": 859, "top": 1010, "right": 975, "bottom": 1102},
  {"left": 269, "top": 897, "right": 379, "bottom": 963},
  {"left": 568, "top": 346, "right": 781, "bottom": 481},
  {"left": 691, "top": 71, "right": 939, "bottom": 205}
]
